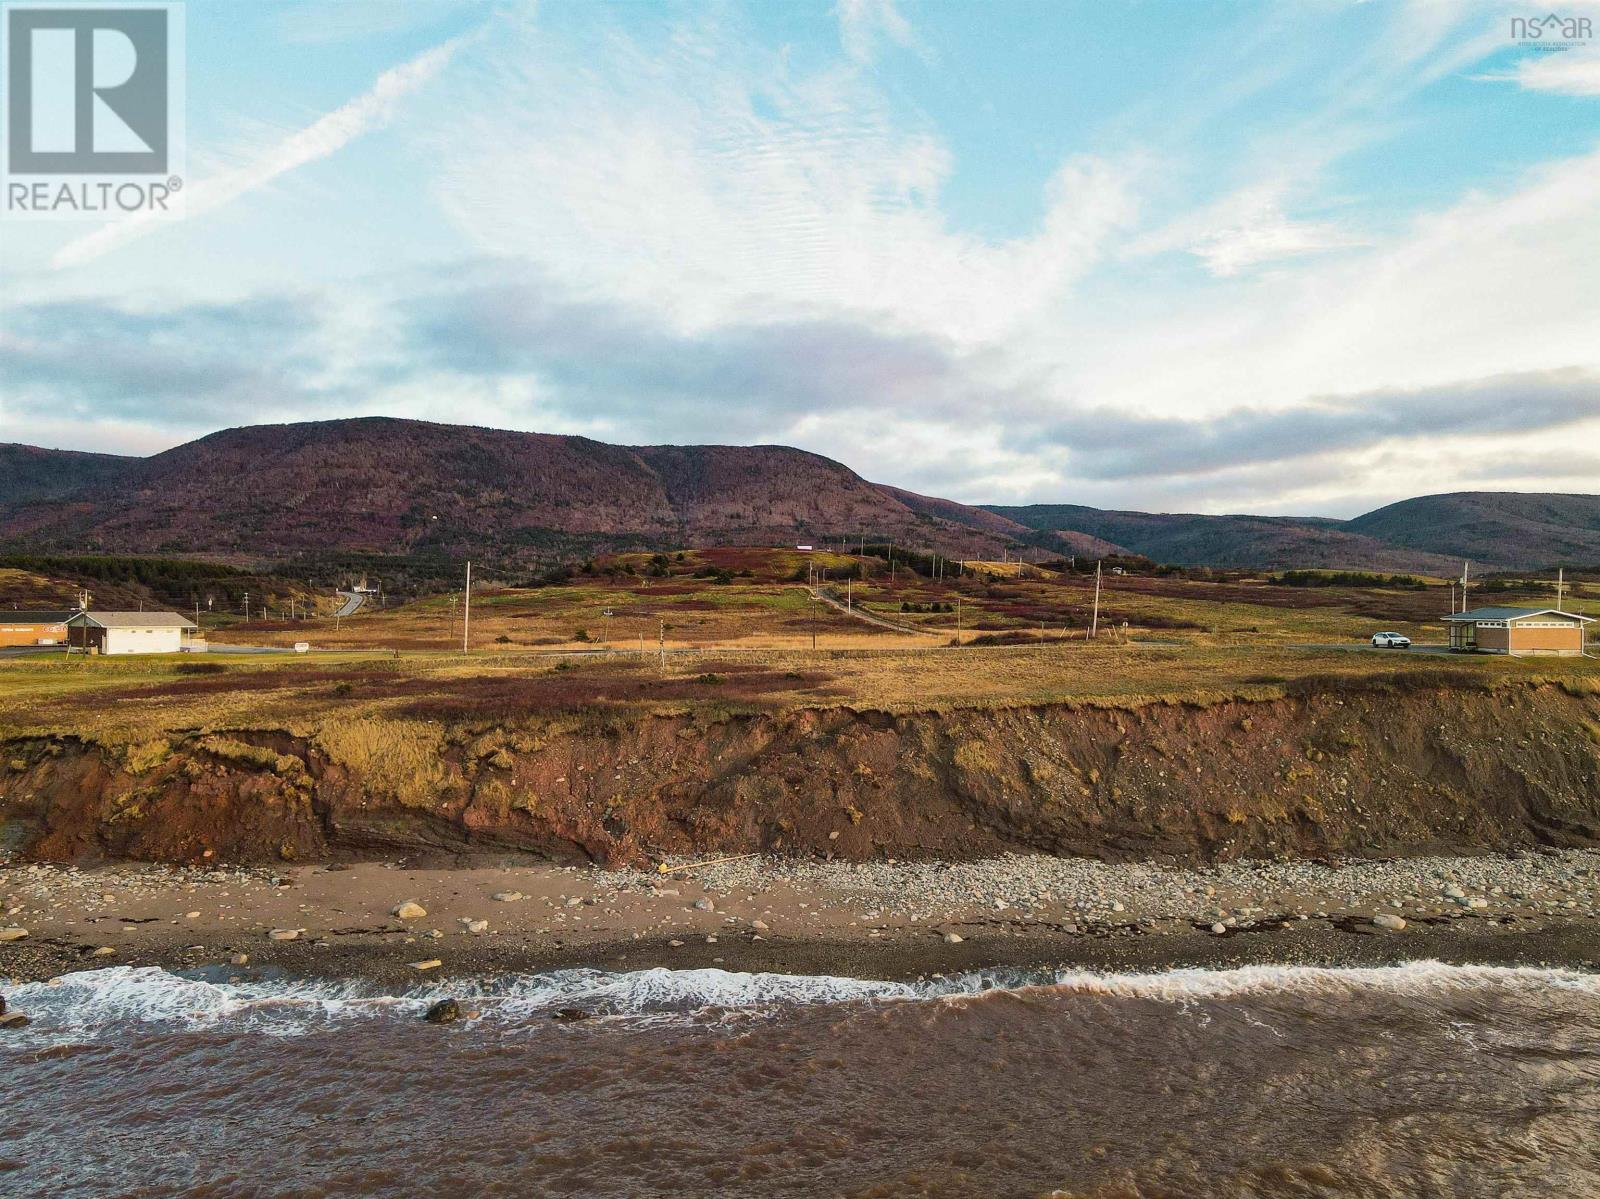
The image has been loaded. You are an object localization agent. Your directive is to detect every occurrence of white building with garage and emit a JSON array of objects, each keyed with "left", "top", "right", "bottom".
[{"left": 65, "top": 611, "right": 199, "bottom": 655}]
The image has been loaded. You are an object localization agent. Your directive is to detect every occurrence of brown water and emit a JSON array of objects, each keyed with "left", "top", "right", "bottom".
[{"left": 3, "top": 963, "right": 1598, "bottom": 1198}]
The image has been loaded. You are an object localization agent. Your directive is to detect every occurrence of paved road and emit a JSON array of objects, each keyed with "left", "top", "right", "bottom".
[{"left": 333, "top": 591, "right": 365, "bottom": 618}]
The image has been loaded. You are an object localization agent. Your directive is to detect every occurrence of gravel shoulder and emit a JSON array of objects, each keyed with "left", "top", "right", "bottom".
[{"left": 3, "top": 850, "right": 1599, "bottom": 987}]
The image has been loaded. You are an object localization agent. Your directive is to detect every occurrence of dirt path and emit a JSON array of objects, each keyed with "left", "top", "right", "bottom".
[{"left": 805, "top": 586, "right": 940, "bottom": 636}]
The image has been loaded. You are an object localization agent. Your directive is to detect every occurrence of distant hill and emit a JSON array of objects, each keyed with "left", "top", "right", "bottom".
[
  {"left": 0, "top": 419, "right": 1010, "bottom": 563},
  {"left": 0, "top": 444, "right": 134, "bottom": 507},
  {"left": 1, "top": 420, "right": 1591, "bottom": 573},
  {"left": 983, "top": 503, "right": 1465, "bottom": 574},
  {"left": 1345, "top": 493, "right": 1600, "bottom": 570}
]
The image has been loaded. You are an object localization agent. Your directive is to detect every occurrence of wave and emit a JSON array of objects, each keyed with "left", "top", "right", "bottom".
[{"left": 3, "top": 961, "right": 1595, "bottom": 1046}]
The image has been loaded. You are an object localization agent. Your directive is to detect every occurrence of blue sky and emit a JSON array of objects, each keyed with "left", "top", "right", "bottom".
[{"left": 2, "top": 0, "right": 1597, "bottom": 516}]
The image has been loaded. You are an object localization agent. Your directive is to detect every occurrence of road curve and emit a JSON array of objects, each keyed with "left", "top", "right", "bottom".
[
  {"left": 334, "top": 591, "right": 365, "bottom": 618},
  {"left": 804, "top": 586, "right": 940, "bottom": 636}
]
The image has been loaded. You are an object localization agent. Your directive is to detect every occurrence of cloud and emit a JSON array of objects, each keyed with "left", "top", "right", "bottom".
[
  {"left": 1188, "top": 194, "right": 1365, "bottom": 277},
  {"left": 420, "top": 8, "right": 1139, "bottom": 345},
  {"left": 402, "top": 262, "right": 1008, "bottom": 442},
  {"left": 1021, "top": 368, "right": 1600, "bottom": 480},
  {"left": 0, "top": 295, "right": 341, "bottom": 425},
  {"left": 836, "top": 0, "right": 919, "bottom": 64},
  {"left": 1481, "top": 48, "right": 1600, "bottom": 96},
  {"left": 51, "top": 34, "right": 466, "bottom": 269}
]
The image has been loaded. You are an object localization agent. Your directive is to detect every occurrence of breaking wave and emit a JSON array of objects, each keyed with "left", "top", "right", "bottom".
[{"left": 3, "top": 960, "right": 1595, "bottom": 1045}]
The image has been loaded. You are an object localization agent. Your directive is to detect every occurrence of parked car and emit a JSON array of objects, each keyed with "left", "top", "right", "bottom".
[{"left": 1371, "top": 631, "right": 1411, "bottom": 649}]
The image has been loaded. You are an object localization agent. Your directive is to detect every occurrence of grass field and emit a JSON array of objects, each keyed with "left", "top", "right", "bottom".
[
  {"left": 209, "top": 548, "right": 1600, "bottom": 654},
  {"left": 3, "top": 548, "right": 1593, "bottom": 746}
]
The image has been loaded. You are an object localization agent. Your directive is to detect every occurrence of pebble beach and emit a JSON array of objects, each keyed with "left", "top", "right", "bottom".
[{"left": 5, "top": 848, "right": 1600, "bottom": 989}]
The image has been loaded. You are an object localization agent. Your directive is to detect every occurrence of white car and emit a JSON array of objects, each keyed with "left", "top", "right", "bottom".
[{"left": 1370, "top": 631, "right": 1411, "bottom": 649}]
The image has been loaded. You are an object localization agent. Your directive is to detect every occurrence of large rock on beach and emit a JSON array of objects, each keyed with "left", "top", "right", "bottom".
[{"left": 424, "top": 999, "right": 460, "bottom": 1024}]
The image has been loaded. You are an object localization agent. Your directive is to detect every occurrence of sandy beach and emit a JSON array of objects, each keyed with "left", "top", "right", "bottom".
[{"left": 5, "top": 849, "right": 1599, "bottom": 989}]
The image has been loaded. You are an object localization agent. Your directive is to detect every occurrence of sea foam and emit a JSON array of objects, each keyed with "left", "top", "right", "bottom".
[{"left": 3, "top": 960, "right": 1595, "bottom": 1046}]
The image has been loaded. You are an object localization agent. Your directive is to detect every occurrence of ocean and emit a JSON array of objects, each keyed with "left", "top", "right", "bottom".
[{"left": 4, "top": 962, "right": 1598, "bottom": 1197}]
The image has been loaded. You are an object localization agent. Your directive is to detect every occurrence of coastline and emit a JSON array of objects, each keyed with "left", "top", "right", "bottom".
[
  {"left": 5, "top": 851, "right": 1600, "bottom": 988},
  {"left": 6, "top": 916, "right": 1600, "bottom": 991}
]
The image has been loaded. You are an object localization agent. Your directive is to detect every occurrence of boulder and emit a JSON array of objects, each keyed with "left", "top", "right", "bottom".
[
  {"left": 392, "top": 901, "right": 427, "bottom": 920},
  {"left": 424, "top": 999, "right": 460, "bottom": 1024}
]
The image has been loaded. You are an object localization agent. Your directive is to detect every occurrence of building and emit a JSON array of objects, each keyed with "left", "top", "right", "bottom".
[
  {"left": 0, "top": 609, "right": 74, "bottom": 647},
  {"left": 1443, "top": 607, "right": 1593, "bottom": 657},
  {"left": 66, "top": 611, "right": 199, "bottom": 655}
]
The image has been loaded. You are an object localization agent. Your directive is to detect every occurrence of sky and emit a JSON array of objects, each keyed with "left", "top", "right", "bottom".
[{"left": 1, "top": 0, "right": 1598, "bottom": 518}]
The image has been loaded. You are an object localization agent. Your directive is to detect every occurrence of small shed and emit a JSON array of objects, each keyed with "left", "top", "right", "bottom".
[
  {"left": 66, "top": 611, "right": 198, "bottom": 655},
  {"left": 1443, "top": 607, "right": 1592, "bottom": 657},
  {"left": 0, "top": 609, "right": 75, "bottom": 647}
]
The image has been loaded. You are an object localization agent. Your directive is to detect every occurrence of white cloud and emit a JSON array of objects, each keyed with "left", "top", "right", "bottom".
[
  {"left": 422, "top": 9, "right": 1140, "bottom": 347},
  {"left": 836, "top": 0, "right": 919, "bottom": 64},
  {"left": 51, "top": 34, "right": 465, "bottom": 269},
  {"left": 1482, "top": 48, "right": 1600, "bottom": 96},
  {"left": 1190, "top": 201, "right": 1364, "bottom": 277}
]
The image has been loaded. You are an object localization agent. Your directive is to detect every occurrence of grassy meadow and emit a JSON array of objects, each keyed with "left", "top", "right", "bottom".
[{"left": 2, "top": 548, "right": 1594, "bottom": 747}]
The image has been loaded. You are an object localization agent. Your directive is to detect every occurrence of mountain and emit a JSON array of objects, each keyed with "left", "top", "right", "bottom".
[
  {"left": 1344, "top": 492, "right": 1600, "bottom": 570},
  {"left": 0, "top": 444, "right": 135, "bottom": 507},
  {"left": 0, "top": 418, "right": 1010, "bottom": 562},
  {"left": 982, "top": 503, "right": 1466, "bottom": 573},
  {"left": 2, "top": 420, "right": 1592, "bottom": 572},
  {"left": 986, "top": 492, "right": 1600, "bottom": 573}
]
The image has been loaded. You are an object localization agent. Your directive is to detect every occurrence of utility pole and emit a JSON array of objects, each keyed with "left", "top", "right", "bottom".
[
  {"left": 1090, "top": 561, "right": 1102, "bottom": 640},
  {"left": 243, "top": 592, "right": 250, "bottom": 621},
  {"left": 846, "top": 578, "right": 852, "bottom": 613},
  {"left": 956, "top": 594, "right": 962, "bottom": 643},
  {"left": 462, "top": 560, "right": 472, "bottom": 653},
  {"left": 1459, "top": 561, "right": 1469, "bottom": 614},
  {"left": 1556, "top": 567, "right": 1566, "bottom": 610},
  {"left": 659, "top": 618, "right": 665, "bottom": 670}
]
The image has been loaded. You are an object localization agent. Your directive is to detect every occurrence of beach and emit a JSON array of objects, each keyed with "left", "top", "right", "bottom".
[{"left": 6, "top": 849, "right": 1599, "bottom": 987}]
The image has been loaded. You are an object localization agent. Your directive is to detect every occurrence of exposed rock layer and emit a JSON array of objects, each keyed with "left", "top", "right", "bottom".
[{"left": 3, "top": 683, "right": 1597, "bottom": 867}]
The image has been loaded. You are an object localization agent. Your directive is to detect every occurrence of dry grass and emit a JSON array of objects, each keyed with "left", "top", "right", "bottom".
[
  {"left": 2, "top": 548, "right": 1593, "bottom": 747},
  {"left": 3, "top": 635, "right": 1593, "bottom": 750}
]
